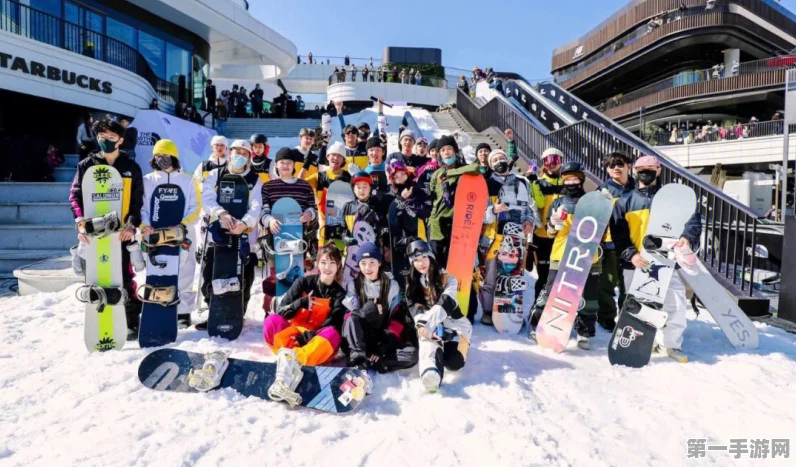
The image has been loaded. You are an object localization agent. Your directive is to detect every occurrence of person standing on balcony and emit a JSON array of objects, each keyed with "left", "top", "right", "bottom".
[
  {"left": 369, "top": 57, "right": 374, "bottom": 68},
  {"left": 250, "top": 84, "right": 264, "bottom": 119},
  {"left": 362, "top": 66, "right": 368, "bottom": 82},
  {"left": 205, "top": 79, "right": 216, "bottom": 113},
  {"left": 345, "top": 55, "right": 350, "bottom": 66},
  {"left": 76, "top": 114, "right": 95, "bottom": 162},
  {"left": 214, "top": 98, "right": 228, "bottom": 136},
  {"left": 351, "top": 64, "right": 357, "bottom": 82},
  {"left": 149, "top": 98, "right": 159, "bottom": 110},
  {"left": 610, "top": 155, "right": 700, "bottom": 363},
  {"left": 369, "top": 64, "right": 376, "bottom": 82},
  {"left": 457, "top": 76, "right": 469, "bottom": 95},
  {"left": 415, "top": 70, "right": 422, "bottom": 86},
  {"left": 731, "top": 60, "right": 739, "bottom": 76},
  {"left": 529, "top": 148, "right": 564, "bottom": 299},
  {"left": 297, "top": 96, "right": 305, "bottom": 116},
  {"left": 308, "top": 52, "right": 313, "bottom": 64}
]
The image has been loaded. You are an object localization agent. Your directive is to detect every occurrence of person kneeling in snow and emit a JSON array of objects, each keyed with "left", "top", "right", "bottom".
[
  {"left": 342, "top": 242, "right": 418, "bottom": 372},
  {"left": 405, "top": 240, "right": 473, "bottom": 392}
]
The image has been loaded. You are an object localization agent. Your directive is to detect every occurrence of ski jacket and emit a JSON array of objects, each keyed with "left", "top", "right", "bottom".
[
  {"left": 596, "top": 177, "right": 634, "bottom": 247},
  {"left": 390, "top": 179, "right": 428, "bottom": 220},
  {"left": 294, "top": 145, "right": 319, "bottom": 180},
  {"left": 343, "top": 192, "right": 394, "bottom": 237},
  {"left": 141, "top": 170, "right": 201, "bottom": 231},
  {"left": 344, "top": 272, "right": 414, "bottom": 352},
  {"left": 69, "top": 151, "right": 144, "bottom": 227},
  {"left": 278, "top": 275, "right": 347, "bottom": 331},
  {"left": 201, "top": 166, "right": 263, "bottom": 231},
  {"left": 610, "top": 183, "right": 702, "bottom": 269},
  {"left": 306, "top": 170, "right": 352, "bottom": 195},
  {"left": 531, "top": 173, "right": 564, "bottom": 239},
  {"left": 385, "top": 151, "right": 427, "bottom": 170},
  {"left": 485, "top": 173, "right": 540, "bottom": 229},
  {"left": 406, "top": 271, "right": 463, "bottom": 321},
  {"left": 547, "top": 193, "right": 599, "bottom": 265},
  {"left": 193, "top": 155, "right": 227, "bottom": 182},
  {"left": 427, "top": 162, "right": 482, "bottom": 241}
]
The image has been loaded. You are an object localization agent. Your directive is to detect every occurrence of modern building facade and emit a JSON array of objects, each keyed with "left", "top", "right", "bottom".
[{"left": 550, "top": 0, "right": 796, "bottom": 135}]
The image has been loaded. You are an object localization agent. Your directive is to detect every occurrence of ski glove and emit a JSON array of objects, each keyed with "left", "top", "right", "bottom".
[
  {"left": 354, "top": 301, "right": 384, "bottom": 328},
  {"left": 295, "top": 330, "right": 316, "bottom": 347},
  {"left": 413, "top": 304, "right": 447, "bottom": 334},
  {"left": 356, "top": 204, "right": 379, "bottom": 226}
]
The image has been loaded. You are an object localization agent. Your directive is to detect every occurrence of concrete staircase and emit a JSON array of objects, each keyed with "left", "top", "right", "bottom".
[
  {"left": 1, "top": 154, "right": 81, "bottom": 294},
  {"left": 224, "top": 118, "right": 321, "bottom": 140}
]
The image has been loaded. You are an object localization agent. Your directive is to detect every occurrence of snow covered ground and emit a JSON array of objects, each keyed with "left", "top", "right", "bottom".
[{"left": 1, "top": 281, "right": 794, "bottom": 467}]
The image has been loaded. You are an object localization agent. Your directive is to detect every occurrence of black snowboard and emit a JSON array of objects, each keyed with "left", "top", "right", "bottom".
[
  {"left": 208, "top": 174, "right": 249, "bottom": 340},
  {"left": 387, "top": 199, "right": 419, "bottom": 288},
  {"left": 138, "top": 349, "right": 369, "bottom": 413},
  {"left": 139, "top": 184, "right": 185, "bottom": 348},
  {"left": 608, "top": 298, "right": 658, "bottom": 368}
]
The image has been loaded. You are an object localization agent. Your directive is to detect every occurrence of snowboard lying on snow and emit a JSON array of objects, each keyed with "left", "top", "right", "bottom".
[{"left": 138, "top": 349, "right": 369, "bottom": 413}]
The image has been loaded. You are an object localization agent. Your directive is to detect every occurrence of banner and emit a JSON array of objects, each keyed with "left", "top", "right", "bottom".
[{"left": 130, "top": 110, "right": 216, "bottom": 175}]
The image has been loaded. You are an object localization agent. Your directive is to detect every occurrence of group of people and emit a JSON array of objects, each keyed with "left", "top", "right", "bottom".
[
  {"left": 659, "top": 116, "right": 783, "bottom": 146},
  {"left": 68, "top": 100, "right": 700, "bottom": 399},
  {"left": 333, "top": 65, "right": 424, "bottom": 86}
]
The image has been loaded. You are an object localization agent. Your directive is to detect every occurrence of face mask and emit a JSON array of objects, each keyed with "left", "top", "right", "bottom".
[
  {"left": 442, "top": 155, "right": 457, "bottom": 166},
  {"left": 494, "top": 162, "right": 509, "bottom": 174},
  {"left": 155, "top": 157, "right": 172, "bottom": 170},
  {"left": 636, "top": 171, "right": 657, "bottom": 185},
  {"left": 231, "top": 154, "right": 248, "bottom": 170},
  {"left": 98, "top": 139, "right": 118, "bottom": 153},
  {"left": 500, "top": 262, "right": 518, "bottom": 274},
  {"left": 562, "top": 184, "right": 583, "bottom": 197}
]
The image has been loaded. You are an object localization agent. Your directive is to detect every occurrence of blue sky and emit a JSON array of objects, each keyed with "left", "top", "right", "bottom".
[{"left": 253, "top": 0, "right": 796, "bottom": 80}]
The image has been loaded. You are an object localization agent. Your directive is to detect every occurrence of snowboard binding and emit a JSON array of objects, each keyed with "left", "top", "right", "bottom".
[
  {"left": 143, "top": 225, "right": 191, "bottom": 268},
  {"left": 136, "top": 284, "right": 179, "bottom": 307},
  {"left": 269, "top": 348, "right": 304, "bottom": 407},
  {"left": 495, "top": 275, "right": 530, "bottom": 295},
  {"left": 75, "top": 285, "right": 128, "bottom": 311},
  {"left": 187, "top": 350, "right": 230, "bottom": 392},
  {"left": 211, "top": 277, "right": 241, "bottom": 295},
  {"left": 78, "top": 212, "right": 121, "bottom": 238}
]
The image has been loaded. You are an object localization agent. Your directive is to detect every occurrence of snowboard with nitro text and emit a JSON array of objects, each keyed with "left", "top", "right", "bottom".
[{"left": 138, "top": 349, "right": 369, "bottom": 413}]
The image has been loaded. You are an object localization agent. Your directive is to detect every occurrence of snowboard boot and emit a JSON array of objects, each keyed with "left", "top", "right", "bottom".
[
  {"left": 177, "top": 314, "right": 191, "bottom": 329},
  {"left": 194, "top": 320, "right": 208, "bottom": 331},
  {"left": 576, "top": 335, "right": 592, "bottom": 350},
  {"left": 528, "top": 327, "right": 537, "bottom": 343},
  {"left": 268, "top": 348, "right": 304, "bottom": 407},
  {"left": 75, "top": 285, "right": 128, "bottom": 311},
  {"left": 421, "top": 367, "right": 442, "bottom": 393},
  {"left": 598, "top": 317, "right": 616, "bottom": 333},
  {"left": 126, "top": 310, "right": 140, "bottom": 342},
  {"left": 480, "top": 313, "right": 493, "bottom": 326},
  {"left": 80, "top": 212, "right": 121, "bottom": 238},
  {"left": 188, "top": 350, "right": 229, "bottom": 391},
  {"left": 666, "top": 348, "right": 688, "bottom": 363}
]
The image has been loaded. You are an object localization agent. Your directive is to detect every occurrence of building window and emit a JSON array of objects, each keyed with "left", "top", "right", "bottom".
[
  {"left": 106, "top": 17, "right": 136, "bottom": 70},
  {"left": 138, "top": 30, "right": 165, "bottom": 79}
]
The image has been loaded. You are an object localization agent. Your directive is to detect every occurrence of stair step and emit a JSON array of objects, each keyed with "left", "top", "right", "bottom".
[
  {"left": 0, "top": 224, "right": 76, "bottom": 249},
  {"left": 54, "top": 167, "right": 77, "bottom": 182},
  {"left": 0, "top": 182, "right": 72, "bottom": 203},
  {"left": 0, "top": 202, "right": 73, "bottom": 224},
  {"left": 64, "top": 154, "right": 79, "bottom": 166},
  {"left": 0, "top": 249, "right": 69, "bottom": 274}
]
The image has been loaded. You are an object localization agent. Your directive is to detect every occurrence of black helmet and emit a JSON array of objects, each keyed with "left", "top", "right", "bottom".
[
  {"left": 250, "top": 133, "right": 268, "bottom": 145},
  {"left": 406, "top": 239, "right": 435, "bottom": 261},
  {"left": 561, "top": 161, "right": 584, "bottom": 175}
]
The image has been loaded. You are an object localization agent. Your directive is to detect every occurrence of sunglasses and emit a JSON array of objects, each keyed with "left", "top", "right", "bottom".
[
  {"left": 345, "top": 131, "right": 358, "bottom": 136},
  {"left": 607, "top": 162, "right": 626, "bottom": 169},
  {"left": 543, "top": 155, "right": 562, "bottom": 165}
]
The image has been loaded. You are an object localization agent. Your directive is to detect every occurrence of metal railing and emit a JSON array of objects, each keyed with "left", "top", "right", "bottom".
[
  {"left": 456, "top": 86, "right": 777, "bottom": 298},
  {"left": 0, "top": 0, "right": 180, "bottom": 104},
  {"left": 298, "top": 55, "right": 382, "bottom": 67},
  {"left": 327, "top": 70, "right": 446, "bottom": 88},
  {"left": 653, "top": 120, "right": 791, "bottom": 146},
  {"left": 598, "top": 56, "right": 796, "bottom": 112}
]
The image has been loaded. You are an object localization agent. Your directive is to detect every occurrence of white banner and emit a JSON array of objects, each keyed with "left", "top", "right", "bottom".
[{"left": 130, "top": 110, "right": 216, "bottom": 175}]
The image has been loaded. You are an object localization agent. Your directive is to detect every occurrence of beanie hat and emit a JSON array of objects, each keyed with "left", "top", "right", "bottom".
[
  {"left": 634, "top": 155, "right": 661, "bottom": 169},
  {"left": 476, "top": 142, "right": 492, "bottom": 155},
  {"left": 352, "top": 171, "right": 373, "bottom": 186},
  {"left": 211, "top": 135, "right": 228, "bottom": 147},
  {"left": 229, "top": 139, "right": 251, "bottom": 154},
  {"left": 358, "top": 242, "right": 382, "bottom": 263},
  {"left": 488, "top": 149, "right": 507, "bottom": 165},
  {"left": 326, "top": 142, "right": 346, "bottom": 158},
  {"left": 429, "top": 138, "right": 439, "bottom": 151},
  {"left": 274, "top": 147, "right": 293, "bottom": 162},
  {"left": 400, "top": 129, "right": 416, "bottom": 142},
  {"left": 437, "top": 135, "right": 458, "bottom": 154},
  {"left": 153, "top": 139, "right": 179, "bottom": 159},
  {"left": 366, "top": 136, "right": 383, "bottom": 152}
]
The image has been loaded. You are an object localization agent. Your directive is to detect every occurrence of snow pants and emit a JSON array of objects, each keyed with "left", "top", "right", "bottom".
[
  {"left": 623, "top": 269, "right": 688, "bottom": 349},
  {"left": 597, "top": 249, "right": 625, "bottom": 326},
  {"left": 342, "top": 312, "right": 418, "bottom": 372},
  {"left": 177, "top": 239, "right": 196, "bottom": 318},
  {"left": 263, "top": 314, "right": 341, "bottom": 366},
  {"left": 414, "top": 306, "right": 473, "bottom": 383},
  {"left": 530, "top": 236, "right": 555, "bottom": 298}
]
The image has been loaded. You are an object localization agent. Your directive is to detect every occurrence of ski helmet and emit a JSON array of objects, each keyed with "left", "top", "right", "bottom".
[
  {"left": 250, "top": 133, "right": 268, "bottom": 145},
  {"left": 351, "top": 171, "right": 373, "bottom": 187},
  {"left": 387, "top": 160, "right": 411, "bottom": 182},
  {"left": 406, "top": 239, "right": 435, "bottom": 261},
  {"left": 561, "top": 161, "right": 585, "bottom": 177}
]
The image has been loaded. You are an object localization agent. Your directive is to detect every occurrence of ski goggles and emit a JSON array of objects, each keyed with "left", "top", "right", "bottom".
[{"left": 542, "top": 154, "right": 562, "bottom": 166}]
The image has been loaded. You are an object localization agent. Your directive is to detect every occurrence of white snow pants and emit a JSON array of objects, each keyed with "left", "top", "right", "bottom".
[
  {"left": 623, "top": 269, "right": 687, "bottom": 350},
  {"left": 416, "top": 307, "right": 473, "bottom": 381},
  {"left": 178, "top": 245, "right": 196, "bottom": 316}
]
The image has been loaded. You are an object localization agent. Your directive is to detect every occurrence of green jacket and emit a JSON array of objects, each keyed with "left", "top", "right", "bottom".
[{"left": 428, "top": 162, "right": 482, "bottom": 241}]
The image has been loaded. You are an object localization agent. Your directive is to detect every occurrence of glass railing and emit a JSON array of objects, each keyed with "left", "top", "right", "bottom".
[
  {"left": 0, "top": 0, "right": 180, "bottom": 104},
  {"left": 297, "top": 55, "right": 383, "bottom": 67},
  {"left": 327, "top": 70, "right": 447, "bottom": 88},
  {"left": 652, "top": 120, "right": 793, "bottom": 146},
  {"left": 597, "top": 56, "right": 796, "bottom": 113}
]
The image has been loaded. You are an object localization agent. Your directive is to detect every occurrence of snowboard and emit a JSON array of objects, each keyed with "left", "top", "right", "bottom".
[
  {"left": 139, "top": 184, "right": 185, "bottom": 348},
  {"left": 388, "top": 198, "right": 422, "bottom": 289},
  {"left": 208, "top": 174, "right": 249, "bottom": 340},
  {"left": 608, "top": 184, "right": 696, "bottom": 367},
  {"left": 492, "top": 223, "right": 531, "bottom": 334},
  {"left": 675, "top": 248, "right": 759, "bottom": 349},
  {"left": 323, "top": 181, "right": 354, "bottom": 250},
  {"left": 82, "top": 165, "right": 127, "bottom": 352},
  {"left": 138, "top": 349, "right": 369, "bottom": 413},
  {"left": 536, "top": 192, "right": 612, "bottom": 352},
  {"left": 272, "top": 198, "right": 305, "bottom": 296},
  {"left": 343, "top": 219, "right": 377, "bottom": 287},
  {"left": 447, "top": 174, "right": 488, "bottom": 314}
]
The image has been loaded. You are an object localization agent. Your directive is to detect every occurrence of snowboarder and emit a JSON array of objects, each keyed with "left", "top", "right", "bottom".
[
  {"left": 479, "top": 148, "right": 539, "bottom": 325},
  {"left": 342, "top": 242, "right": 418, "bottom": 372},
  {"left": 249, "top": 133, "right": 271, "bottom": 183},
  {"left": 307, "top": 142, "right": 352, "bottom": 248},
  {"left": 343, "top": 171, "right": 394, "bottom": 248},
  {"left": 530, "top": 161, "right": 599, "bottom": 350},
  {"left": 264, "top": 245, "right": 347, "bottom": 387},
  {"left": 405, "top": 240, "right": 472, "bottom": 392},
  {"left": 385, "top": 129, "right": 425, "bottom": 170},
  {"left": 530, "top": 148, "right": 565, "bottom": 297},
  {"left": 595, "top": 151, "right": 634, "bottom": 331},
  {"left": 69, "top": 118, "right": 143, "bottom": 340},
  {"left": 198, "top": 139, "right": 263, "bottom": 326},
  {"left": 140, "top": 139, "right": 201, "bottom": 327},
  {"left": 610, "top": 155, "right": 701, "bottom": 362},
  {"left": 414, "top": 139, "right": 440, "bottom": 223},
  {"left": 475, "top": 142, "right": 492, "bottom": 177},
  {"left": 294, "top": 128, "right": 319, "bottom": 180},
  {"left": 361, "top": 136, "right": 390, "bottom": 194},
  {"left": 193, "top": 135, "right": 228, "bottom": 181}
]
